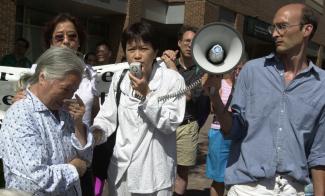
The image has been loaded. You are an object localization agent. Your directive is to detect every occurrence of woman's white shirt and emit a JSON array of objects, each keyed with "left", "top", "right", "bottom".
[{"left": 91, "top": 62, "right": 186, "bottom": 193}]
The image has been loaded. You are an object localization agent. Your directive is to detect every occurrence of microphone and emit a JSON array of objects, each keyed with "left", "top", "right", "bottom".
[{"left": 208, "top": 44, "right": 224, "bottom": 64}]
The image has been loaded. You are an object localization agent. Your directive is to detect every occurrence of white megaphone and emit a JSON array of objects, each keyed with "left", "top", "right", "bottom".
[{"left": 192, "top": 22, "right": 244, "bottom": 74}]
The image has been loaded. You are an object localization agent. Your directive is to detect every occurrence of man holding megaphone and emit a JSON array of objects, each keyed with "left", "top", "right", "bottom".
[
  {"left": 204, "top": 3, "right": 325, "bottom": 196},
  {"left": 162, "top": 25, "right": 211, "bottom": 196}
]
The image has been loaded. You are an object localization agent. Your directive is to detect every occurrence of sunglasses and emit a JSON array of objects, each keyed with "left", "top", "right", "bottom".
[{"left": 53, "top": 32, "right": 78, "bottom": 43}]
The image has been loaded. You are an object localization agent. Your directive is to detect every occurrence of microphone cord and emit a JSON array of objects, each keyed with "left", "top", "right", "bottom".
[{"left": 158, "top": 79, "right": 202, "bottom": 102}]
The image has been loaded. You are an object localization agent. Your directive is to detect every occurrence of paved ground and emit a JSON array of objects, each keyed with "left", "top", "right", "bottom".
[{"left": 186, "top": 115, "right": 213, "bottom": 196}]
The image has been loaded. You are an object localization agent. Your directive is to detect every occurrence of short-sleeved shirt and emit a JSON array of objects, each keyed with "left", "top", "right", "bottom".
[
  {"left": 225, "top": 53, "right": 325, "bottom": 185},
  {"left": 0, "top": 54, "right": 32, "bottom": 68}
]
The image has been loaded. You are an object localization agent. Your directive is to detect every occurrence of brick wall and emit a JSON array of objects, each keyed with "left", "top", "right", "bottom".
[
  {"left": 184, "top": 0, "right": 205, "bottom": 28},
  {"left": 115, "top": 0, "right": 143, "bottom": 62},
  {"left": 0, "top": 0, "right": 16, "bottom": 58}
]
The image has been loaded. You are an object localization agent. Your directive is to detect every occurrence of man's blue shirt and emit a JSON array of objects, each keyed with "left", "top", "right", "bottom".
[{"left": 225, "top": 53, "right": 325, "bottom": 185}]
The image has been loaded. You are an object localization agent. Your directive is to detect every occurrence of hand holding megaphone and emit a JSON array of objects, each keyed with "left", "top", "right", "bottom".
[{"left": 201, "top": 74, "right": 222, "bottom": 97}]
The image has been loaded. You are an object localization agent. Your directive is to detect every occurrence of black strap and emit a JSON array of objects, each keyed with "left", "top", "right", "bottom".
[
  {"left": 92, "top": 69, "right": 128, "bottom": 180},
  {"left": 114, "top": 69, "right": 128, "bottom": 131}
]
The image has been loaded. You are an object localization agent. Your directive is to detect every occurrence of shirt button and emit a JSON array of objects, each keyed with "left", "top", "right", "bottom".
[
  {"left": 280, "top": 110, "right": 284, "bottom": 113},
  {"left": 278, "top": 147, "right": 281, "bottom": 150},
  {"left": 279, "top": 128, "right": 282, "bottom": 131}
]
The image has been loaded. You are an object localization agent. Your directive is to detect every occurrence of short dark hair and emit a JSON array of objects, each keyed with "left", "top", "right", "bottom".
[
  {"left": 177, "top": 25, "right": 198, "bottom": 41},
  {"left": 96, "top": 41, "right": 111, "bottom": 51},
  {"left": 301, "top": 6, "right": 318, "bottom": 40},
  {"left": 121, "top": 21, "right": 159, "bottom": 52},
  {"left": 43, "top": 13, "right": 86, "bottom": 49},
  {"left": 15, "top": 38, "right": 30, "bottom": 49}
]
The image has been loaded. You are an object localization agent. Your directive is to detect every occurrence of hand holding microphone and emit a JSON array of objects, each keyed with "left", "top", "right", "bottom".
[{"left": 129, "top": 62, "right": 150, "bottom": 100}]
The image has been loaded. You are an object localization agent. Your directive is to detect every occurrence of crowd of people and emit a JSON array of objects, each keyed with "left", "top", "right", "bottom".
[{"left": 0, "top": 2, "right": 324, "bottom": 196}]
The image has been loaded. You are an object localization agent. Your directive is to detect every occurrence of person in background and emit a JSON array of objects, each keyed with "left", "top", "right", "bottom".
[
  {"left": 161, "top": 25, "right": 210, "bottom": 196},
  {"left": 13, "top": 13, "right": 100, "bottom": 196},
  {"left": 205, "top": 60, "right": 245, "bottom": 196},
  {"left": 0, "top": 47, "right": 93, "bottom": 195},
  {"left": 92, "top": 21, "right": 186, "bottom": 196},
  {"left": 92, "top": 40, "right": 114, "bottom": 196},
  {"left": 96, "top": 41, "right": 112, "bottom": 65},
  {"left": 0, "top": 38, "right": 32, "bottom": 68},
  {"left": 204, "top": 3, "right": 325, "bottom": 195},
  {"left": 84, "top": 52, "right": 97, "bottom": 66}
]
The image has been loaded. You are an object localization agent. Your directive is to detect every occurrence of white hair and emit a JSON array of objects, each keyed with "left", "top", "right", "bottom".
[{"left": 19, "top": 47, "right": 85, "bottom": 87}]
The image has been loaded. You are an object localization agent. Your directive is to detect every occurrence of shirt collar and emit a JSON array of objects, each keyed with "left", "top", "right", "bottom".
[
  {"left": 265, "top": 52, "right": 320, "bottom": 78},
  {"left": 176, "top": 58, "right": 196, "bottom": 71},
  {"left": 26, "top": 89, "right": 50, "bottom": 112}
]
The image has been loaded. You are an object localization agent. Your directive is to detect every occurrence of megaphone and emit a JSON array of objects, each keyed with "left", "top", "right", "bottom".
[{"left": 192, "top": 22, "right": 244, "bottom": 74}]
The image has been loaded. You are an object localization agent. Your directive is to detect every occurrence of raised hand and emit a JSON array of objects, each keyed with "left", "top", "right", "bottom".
[{"left": 161, "top": 50, "right": 179, "bottom": 71}]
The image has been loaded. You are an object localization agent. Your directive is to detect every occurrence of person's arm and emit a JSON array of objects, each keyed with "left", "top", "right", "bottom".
[
  {"left": 65, "top": 94, "right": 88, "bottom": 146},
  {"left": 202, "top": 75, "right": 233, "bottom": 135},
  {"left": 91, "top": 71, "right": 120, "bottom": 145},
  {"left": 311, "top": 166, "right": 325, "bottom": 196},
  {"left": 134, "top": 71, "right": 186, "bottom": 134},
  {"left": 161, "top": 50, "right": 179, "bottom": 71},
  {"left": 63, "top": 95, "right": 93, "bottom": 165},
  {"left": 308, "top": 109, "right": 325, "bottom": 196}
]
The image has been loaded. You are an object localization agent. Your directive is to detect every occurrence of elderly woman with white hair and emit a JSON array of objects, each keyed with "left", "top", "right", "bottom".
[{"left": 0, "top": 47, "right": 93, "bottom": 196}]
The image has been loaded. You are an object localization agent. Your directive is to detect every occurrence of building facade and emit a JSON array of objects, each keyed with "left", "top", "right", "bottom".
[{"left": 1, "top": 0, "right": 324, "bottom": 67}]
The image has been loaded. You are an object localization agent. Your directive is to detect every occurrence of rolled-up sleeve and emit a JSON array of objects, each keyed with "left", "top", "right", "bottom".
[
  {"left": 71, "top": 126, "right": 94, "bottom": 164},
  {"left": 308, "top": 111, "right": 325, "bottom": 168},
  {"left": 91, "top": 72, "right": 119, "bottom": 145},
  {"left": 227, "top": 65, "right": 249, "bottom": 140}
]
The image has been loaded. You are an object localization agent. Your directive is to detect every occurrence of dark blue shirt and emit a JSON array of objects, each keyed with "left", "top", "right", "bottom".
[{"left": 225, "top": 53, "right": 325, "bottom": 185}]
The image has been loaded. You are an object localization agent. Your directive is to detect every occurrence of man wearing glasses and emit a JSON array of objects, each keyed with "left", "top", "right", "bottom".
[
  {"left": 162, "top": 26, "right": 211, "bottom": 196},
  {"left": 204, "top": 3, "right": 325, "bottom": 195}
]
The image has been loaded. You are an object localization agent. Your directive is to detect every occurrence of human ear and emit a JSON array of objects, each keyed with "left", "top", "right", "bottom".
[
  {"left": 39, "top": 72, "right": 46, "bottom": 85},
  {"left": 303, "top": 24, "right": 313, "bottom": 38},
  {"left": 178, "top": 40, "right": 182, "bottom": 48}
]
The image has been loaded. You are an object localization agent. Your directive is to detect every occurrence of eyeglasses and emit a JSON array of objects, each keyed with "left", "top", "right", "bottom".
[
  {"left": 267, "top": 23, "right": 304, "bottom": 35},
  {"left": 182, "top": 39, "right": 192, "bottom": 46},
  {"left": 53, "top": 32, "right": 78, "bottom": 43}
]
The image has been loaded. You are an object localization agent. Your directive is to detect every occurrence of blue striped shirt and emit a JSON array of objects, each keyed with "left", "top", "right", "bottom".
[{"left": 225, "top": 53, "right": 325, "bottom": 185}]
